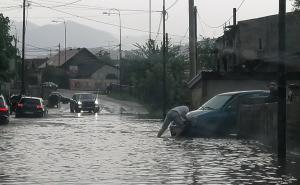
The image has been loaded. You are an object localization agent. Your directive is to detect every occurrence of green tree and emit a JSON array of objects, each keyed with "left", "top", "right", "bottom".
[
  {"left": 122, "top": 39, "right": 190, "bottom": 113},
  {"left": 196, "top": 38, "right": 217, "bottom": 71},
  {"left": 293, "top": 0, "right": 300, "bottom": 10},
  {"left": 0, "top": 14, "right": 17, "bottom": 81}
]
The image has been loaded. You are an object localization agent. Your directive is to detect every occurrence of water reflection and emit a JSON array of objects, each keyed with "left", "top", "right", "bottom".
[{"left": 0, "top": 113, "right": 298, "bottom": 184}]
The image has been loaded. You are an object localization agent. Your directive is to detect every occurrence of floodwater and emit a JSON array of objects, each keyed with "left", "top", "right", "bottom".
[{"left": 0, "top": 104, "right": 299, "bottom": 184}]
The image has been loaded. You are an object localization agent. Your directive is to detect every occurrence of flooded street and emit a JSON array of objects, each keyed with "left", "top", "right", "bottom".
[{"left": 0, "top": 97, "right": 299, "bottom": 184}]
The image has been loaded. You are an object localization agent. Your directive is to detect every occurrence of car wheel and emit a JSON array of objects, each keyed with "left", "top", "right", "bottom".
[
  {"left": 70, "top": 105, "right": 74, "bottom": 113},
  {"left": 75, "top": 108, "right": 81, "bottom": 113},
  {"left": 37, "top": 113, "right": 44, "bottom": 118}
]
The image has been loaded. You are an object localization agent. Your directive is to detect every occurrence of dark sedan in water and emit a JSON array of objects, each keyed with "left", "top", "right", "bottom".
[
  {"left": 0, "top": 94, "right": 9, "bottom": 124},
  {"left": 15, "top": 97, "right": 47, "bottom": 118},
  {"left": 70, "top": 93, "right": 100, "bottom": 113},
  {"left": 172, "top": 90, "right": 269, "bottom": 137}
]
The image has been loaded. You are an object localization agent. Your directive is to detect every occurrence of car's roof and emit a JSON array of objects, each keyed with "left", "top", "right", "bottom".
[
  {"left": 218, "top": 90, "right": 269, "bottom": 96},
  {"left": 21, "top": 96, "right": 43, "bottom": 100},
  {"left": 74, "top": 92, "right": 94, "bottom": 95}
]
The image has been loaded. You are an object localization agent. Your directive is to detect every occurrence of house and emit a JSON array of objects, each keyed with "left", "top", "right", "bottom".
[
  {"left": 69, "top": 64, "right": 119, "bottom": 91},
  {"left": 216, "top": 12, "right": 300, "bottom": 72},
  {"left": 40, "top": 48, "right": 119, "bottom": 91},
  {"left": 189, "top": 12, "right": 300, "bottom": 108}
]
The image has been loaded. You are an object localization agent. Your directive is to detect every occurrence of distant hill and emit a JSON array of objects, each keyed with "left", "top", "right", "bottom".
[
  {"left": 11, "top": 21, "right": 186, "bottom": 58},
  {"left": 26, "top": 21, "right": 117, "bottom": 48}
]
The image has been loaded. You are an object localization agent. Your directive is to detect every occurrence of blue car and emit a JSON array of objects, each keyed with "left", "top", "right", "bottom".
[{"left": 177, "top": 90, "right": 269, "bottom": 137}]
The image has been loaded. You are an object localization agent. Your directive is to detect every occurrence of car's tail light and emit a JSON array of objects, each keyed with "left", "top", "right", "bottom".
[
  {"left": 0, "top": 107, "right": 8, "bottom": 112},
  {"left": 36, "top": 105, "right": 43, "bottom": 109},
  {"left": 17, "top": 103, "right": 24, "bottom": 108}
]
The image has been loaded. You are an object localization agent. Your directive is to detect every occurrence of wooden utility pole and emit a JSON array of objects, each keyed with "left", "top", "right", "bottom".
[
  {"left": 278, "top": 0, "right": 287, "bottom": 160},
  {"left": 21, "top": 0, "right": 26, "bottom": 95},
  {"left": 58, "top": 43, "right": 61, "bottom": 66},
  {"left": 233, "top": 8, "right": 237, "bottom": 67},
  {"left": 189, "top": 0, "right": 197, "bottom": 79},
  {"left": 162, "top": 0, "right": 167, "bottom": 118},
  {"left": 149, "top": 0, "right": 152, "bottom": 40},
  {"left": 194, "top": 6, "right": 198, "bottom": 73}
]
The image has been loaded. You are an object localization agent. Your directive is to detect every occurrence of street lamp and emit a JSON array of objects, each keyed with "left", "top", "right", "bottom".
[
  {"left": 103, "top": 9, "right": 122, "bottom": 61},
  {"left": 52, "top": 18, "right": 67, "bottom": 64},
  {"left": 103, "top": 9, "right": 122, "bottom": 88}
]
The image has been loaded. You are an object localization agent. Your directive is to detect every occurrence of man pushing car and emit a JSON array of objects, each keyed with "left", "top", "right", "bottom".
[{"left": 157, "top": 105, "right": 190, "bottom": 137}]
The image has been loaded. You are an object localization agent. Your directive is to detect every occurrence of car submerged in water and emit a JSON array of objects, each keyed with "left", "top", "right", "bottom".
[
  {"left": 171, "top": 90, "right": 269, "bottom": 137},
  {"left": 70, "top": 93, "right": 100, "bottom": 113},
  {"left": 15, "top": 97, "right": 47, "bottom": 118}
]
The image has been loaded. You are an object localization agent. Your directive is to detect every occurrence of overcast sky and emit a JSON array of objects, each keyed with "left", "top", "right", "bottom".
[{"left": 1, "top": 0, "right": 294, "bottom": 44}]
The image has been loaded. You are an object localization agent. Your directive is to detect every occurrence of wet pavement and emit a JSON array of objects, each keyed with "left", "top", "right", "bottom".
[{"left": 0, "top": 95, "right": 299, "bottom": 184}]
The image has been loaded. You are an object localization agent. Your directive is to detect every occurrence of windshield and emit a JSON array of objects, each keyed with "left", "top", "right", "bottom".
[
  {"left": 199, "top": 95, "right": 233, "bottom": 110},
  {"left": 79, "top": 94, "right": 95, "bottom": 100}
]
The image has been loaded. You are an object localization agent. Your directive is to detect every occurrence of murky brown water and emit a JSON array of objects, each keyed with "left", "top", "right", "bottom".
[{"left": 0, "top": 105, "right": 299, "bottom": 184}]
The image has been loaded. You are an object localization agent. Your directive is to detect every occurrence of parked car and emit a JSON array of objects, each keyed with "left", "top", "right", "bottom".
[
  {"left": 174, "top": 90, "right": 269, "bottom": 137},
  {"left": 41, "top": 82, "right": 58, "bottom": 90},
  {"left": 70, "top": 93, "right": 100, "bottom": 113},
  {"left": 9, "top": 94, "right": 23, "bottom": 114},
  {"left": 0, "top": 94, "right": 10, "bottom": 124},
  {"left": 15, "top": 97, "right": 47, "bottom": 118}
]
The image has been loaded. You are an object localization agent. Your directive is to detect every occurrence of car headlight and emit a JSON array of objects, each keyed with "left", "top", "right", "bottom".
[
  {"left": 78, "top": 101, "right": 82, "bottom": 105},
  {"left": 95, "top": 100, "right": 99, "bottom": 105}
]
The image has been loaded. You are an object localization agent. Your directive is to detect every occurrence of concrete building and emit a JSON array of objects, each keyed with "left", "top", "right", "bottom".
[
  {"left": 189, "top": 12, "right": 300, "bottom": 108},
  {"left": 217, "top": 12, "right": 300, "bottom": 73}
]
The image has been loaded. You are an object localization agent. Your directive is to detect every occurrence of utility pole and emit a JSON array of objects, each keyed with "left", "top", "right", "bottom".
[
  {"left": 58, "top": 43, "right": 61, "bottom": 66},
  {"left": 162, "top": 0, "right": 167, "bottom": 118},
  {"left": 149, "top": 0, "right": 152, "bottom": 40},
  {"left": 189, "top": 0, "right": 197, "bottom": 79},
  {"left": 64, "top": 22, "right": 67, "bottom": 63},
  {"left": 278, "top": 0, "right": 287, "bottom": 160},
  {"left": 233, "top": 8, "right": 237, "bottom": 67},
  {"left": 194, "top": 6, "right": 198, "bottom": 73},
  {"left": 21, "top": 0, "right": 26, "bottom": 95}
]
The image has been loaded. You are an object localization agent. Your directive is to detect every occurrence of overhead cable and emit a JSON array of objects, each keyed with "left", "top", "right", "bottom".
[{"left": 29, "top": 1, "right": 186, "bottom": 38}]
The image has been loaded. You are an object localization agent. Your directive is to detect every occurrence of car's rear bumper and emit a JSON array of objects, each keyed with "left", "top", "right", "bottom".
[
  {"left": 16, "top": 109, "right": 45, "bottom": 116},
  {"left": 0, "top": 115, "right": 9, "bottom": 124}
]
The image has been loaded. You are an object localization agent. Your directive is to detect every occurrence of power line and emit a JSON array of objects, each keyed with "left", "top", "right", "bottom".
[
  {"left": 179, "top": 27, "right": 189, "bottom": 45},
  {"left": 166, "top": 0, "right": 179, "bottom": 11},
  {"left": 197, "top": 0, "right": 246, "bottom": 29},
  {"left": 29, "top": 1, "right": 186, "bottom": 39},
  {"left": 32, "top": 0, "right": 161, "bottom": 13},
  {"left": 155, "top": 13, "right": 163, "bottom": 42},
  {"left": 49, "top": 0, "right": 82, "bottom": 8}
]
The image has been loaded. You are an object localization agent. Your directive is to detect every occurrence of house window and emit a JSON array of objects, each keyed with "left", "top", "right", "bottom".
[{"left": 69, "top": 65, "right": 78, "bottom": 73}]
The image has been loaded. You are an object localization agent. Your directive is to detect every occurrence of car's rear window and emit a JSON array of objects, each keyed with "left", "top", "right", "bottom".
[{"left": 20, "top": 98, "right": 41, "bottom": 105}]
